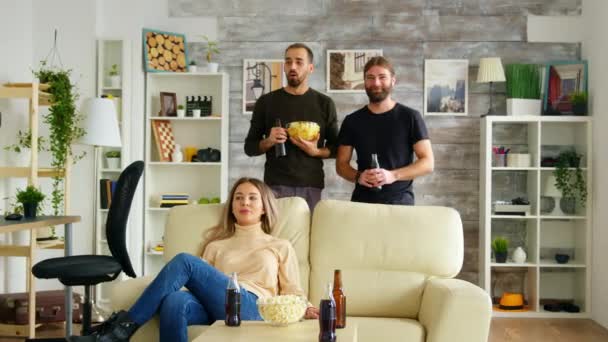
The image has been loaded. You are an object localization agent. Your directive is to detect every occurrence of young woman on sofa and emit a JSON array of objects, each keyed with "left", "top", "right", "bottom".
[{"left": 94, "top": 177, "right": 319, "bottom": 342}]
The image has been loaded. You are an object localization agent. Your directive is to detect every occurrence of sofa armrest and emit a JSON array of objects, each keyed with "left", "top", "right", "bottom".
[
  {"left": 107, "top": 276, "right": 154, "bottom": 311},
  {"left": 418, "top": 278, "right": 492, "bottom": 342}
]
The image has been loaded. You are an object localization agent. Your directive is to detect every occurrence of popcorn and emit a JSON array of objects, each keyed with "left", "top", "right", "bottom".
[
  {"left": 257, "top": 295, "right": 308, "bottom": 326},
  {"left": 287, "top": 121, "right": 320, "bottom": 141}
]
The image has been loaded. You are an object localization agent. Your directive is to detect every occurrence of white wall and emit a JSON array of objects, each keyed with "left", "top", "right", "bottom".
[{"left": 583, "top": 0, "right": 608, "bottom": 330}]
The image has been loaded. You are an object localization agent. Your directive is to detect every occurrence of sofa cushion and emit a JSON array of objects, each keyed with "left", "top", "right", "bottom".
[
  {"left": 164, "top": 197, "right": 311, "bottom": 295},
  {"left": 309, "top": 200, "right": 463, "bottom": 318},
  {"left": 349, "top": 316, "right": 425, "bottom": 342}
]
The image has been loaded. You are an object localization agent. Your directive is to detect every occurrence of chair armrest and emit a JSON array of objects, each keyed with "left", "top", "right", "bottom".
[
  {"left": 418, "top": 278, "right": 492, "bottom": 342},
  {"left": 107, "top": 276, "right": 154, "bottom": 311}
]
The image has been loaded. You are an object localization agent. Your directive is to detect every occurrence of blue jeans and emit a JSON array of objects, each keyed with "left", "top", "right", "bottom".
[{"left": 128, "top": 253, "right": 262, "bottom": 342}]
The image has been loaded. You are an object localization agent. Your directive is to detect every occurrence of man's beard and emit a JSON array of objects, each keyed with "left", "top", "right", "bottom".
[
  {"left": 366, "top": 85, "right": 391, "bottom": 103},
  {"left": 287, "top": 73, "right": 304, "bottom": 87}
]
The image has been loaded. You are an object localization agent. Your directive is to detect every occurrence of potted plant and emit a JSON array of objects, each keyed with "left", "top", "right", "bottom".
[
  {"left": 105, "top": 150, "right": 121, "bottom": 169},
  {"left": 570, "top": 91, "right": 588, "bottom": 116},
  {"left": 16, "top": 185, "right": 45, "bottom": 218},
  {"left": 492, "top": 237, "right": 509, "bottom": 263},
  {"left": 188, "top": 60, "right": 197, "bottom": 73},
  {"left": 177, "top": 104, "right": 186, "bottom": 117},
  {"left": 553, "top": 149, "right": 587, "bottom": 213},
  {"left": 505, "top": 63, "right": 542, "bottom": 116},
  {"left": 202, "top": 35, "right": 220, "bottom": 72},
  {"left": 109, "top": 64, "right": 121, "bottom": 88},
  {"left": 4, "top": 130, "right": 48, "bottom": 166}
]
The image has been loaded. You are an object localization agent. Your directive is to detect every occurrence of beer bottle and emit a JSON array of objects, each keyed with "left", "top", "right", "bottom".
[
  {"left": 225, "top": 272, "right": 241, "bottom": 327},
  {"left": 319, "top": 282, "right": 336, "bottom": 342},
  {"left": 275, "top": 118, "right": 287, "bottom": 157},
  {"left": 332, "top": 270, "right": 346, "bottom": 328},
  {"left": 370, "top": 153, "right": 382, "bottom": 192}
]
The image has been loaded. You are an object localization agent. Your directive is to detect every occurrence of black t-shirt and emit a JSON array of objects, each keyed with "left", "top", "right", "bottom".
[
  {"left": 337, "top": 103, "right": 429, "bottom": 204},
  {"left": 244, "top": 88, "right": 339, "bottom": 189}
]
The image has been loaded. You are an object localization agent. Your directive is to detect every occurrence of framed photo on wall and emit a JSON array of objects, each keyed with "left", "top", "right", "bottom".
[
  {"left": 326, "top": 49, "right": 383, "bottom": 93},
  {"left": 143, "top": 28, "right": 188, "bottom": 73},
  {"left": 424, "top": 59, "right": 469, "bottom": 116},
  {"left": 159, "top": 92, "right": 177, "bottom": 117},
  {"left": 242, "top": 59, "right": 285, "bottom": 114},
  {"left": 542, "top": 60, "right": 588, "bottom": 115}
]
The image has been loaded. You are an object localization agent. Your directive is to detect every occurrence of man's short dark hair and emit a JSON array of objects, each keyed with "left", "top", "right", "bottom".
[
  {"left": 285, "top": 43, "right": 314, "bottom": 63},
  {"left": 364, "top": 56, "right": 395, "bottom": 77}
]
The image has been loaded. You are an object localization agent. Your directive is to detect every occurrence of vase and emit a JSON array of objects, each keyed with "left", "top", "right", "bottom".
[
  {"left": 177, "top": 109, "right": 185, "bottom": 118},
  {"left": 512, "top": 247, "right": 527, "bottom": 264},
  {"left": 207, "top": 62, "right": 219, "bottom": 73},
  {"left": 23, "top": 203, "right": 37, "bottom": 218},
  {"left": 109, "top": 75, "right": 121, "bottom": 88},
  {"left": 572, "top": 103, "right": 587, "bottom": 116},
  {"left": 507, "top": 98, "right": 541, "bottom": 116},
  {"left": 560, "top": 197, "right": 576, "bottom": 215},
  {"left": 495, "top": 251, "right": 507, "bottom": 263},
  {"left": 188, "top": 65, "right": 197, "bottom": 73},
  {"left": 105, "top": 157, "right": 120, "bottom": 169}
]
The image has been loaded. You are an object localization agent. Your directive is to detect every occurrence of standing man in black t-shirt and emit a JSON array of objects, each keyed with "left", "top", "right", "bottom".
[
  {"left": 336, "top": 56, "right": 434, "bottom": 205},
  {"left": 244, "top": 43, "right": 339, "bottom": 210}
]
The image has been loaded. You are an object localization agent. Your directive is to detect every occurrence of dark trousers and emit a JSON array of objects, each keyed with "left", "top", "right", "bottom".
[{"left": 270, "top": 185, "right": 322, "bottom": 211}]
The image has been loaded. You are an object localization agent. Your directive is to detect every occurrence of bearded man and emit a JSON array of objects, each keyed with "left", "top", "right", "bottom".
[
  {"left": 244, "top": 43, "right": 338, "bottom": 211},
  {"left": 335, "top": 56, "right": 434, "bottom": 205}
]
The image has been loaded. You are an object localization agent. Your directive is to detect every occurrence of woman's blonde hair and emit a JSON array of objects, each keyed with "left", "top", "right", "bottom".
[{"left": 200, "top": 177, "right": 278, "bottom": 254}]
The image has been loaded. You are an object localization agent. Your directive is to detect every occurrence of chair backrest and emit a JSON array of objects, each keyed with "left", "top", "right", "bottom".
[
  {"left": 106, "top": 160, "right": 144, "bottom": 278},
  {"left": 309, "top": 200, "right": 463, "bottom": 318},
  {"left": 164, "top": 197, "right": 311, "bottom": 294}
]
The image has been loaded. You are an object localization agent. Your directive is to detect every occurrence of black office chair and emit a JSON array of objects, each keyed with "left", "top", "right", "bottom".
[{"left": 29, "top": 161, "right": 144, "bottom": 341}]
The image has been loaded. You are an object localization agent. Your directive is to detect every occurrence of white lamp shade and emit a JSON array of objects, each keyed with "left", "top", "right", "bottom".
[
  {"left": 477, "top": 57, "right": 506, "bottom": 83},
  {"left": 77, "top": 98, "right": 122, "bottom": 147},
  {"left": 543, "top": 174, "right": 562, "bottom": 197}
]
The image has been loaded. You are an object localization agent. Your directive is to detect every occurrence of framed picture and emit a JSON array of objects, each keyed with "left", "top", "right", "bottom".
[
  {"left": 542, "top": 60, "right": 588, "bottom": 115},
  {"left": 242, "top": 59, "right": 285, "bottom": 114},
  {"left": 424, "top": 59, "right": 468, "bottom": 116},
  {"left": 143, "top": 28, "right": 188, "bottom": 73},
  {"left": 160, "top": 92, "right": 177, "bottom": 117},
  {"left": 326, "top": 49, "right": 383, "bottom": 93},
  {"left": 151, "top": 120, "right": 175, "bottom": 162}
]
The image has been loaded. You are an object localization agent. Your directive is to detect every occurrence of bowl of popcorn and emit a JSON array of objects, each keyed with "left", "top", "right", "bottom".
[
  {"left": 287, "top": 121, "right": 320, "bottom": 141},
  {"left": 256, "top": 295, "right": 308, "bottom": 326}
]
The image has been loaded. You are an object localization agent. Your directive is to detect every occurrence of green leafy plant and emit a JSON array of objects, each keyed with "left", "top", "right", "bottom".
[
  {"left": 109, "top": 64, "right": 119, "bottom": 76},
  {"left": 570, "top": 91, "right": 588, "bottom": 105},
  {"left": 492, "top": 237, "right": 509, "bottom": 253},
  {"left": 201, "top": 35, "right": 220, "bottom": 63},
  {"left": 189, "top": 60, "right": 197, "bottom": 66},
  {"left": 105, "top": 150, "right": 121, "bottom": 158},
  {"left": 553, "top": 149, "right": 587, "bottom": 207},
  {"left": 33, "top": 61, "right": 86, "bottom": 216},
  {"left": 177, "top": 104, "right": 185, "bottom": 110},
  {"left": 505, "top": 64, "right": 541, "bottom": 99},
  {"left": 4, "top": 130, "right": 48, "bottom": 153},
  {"left": 16, "top": 185, "right": 45, "bottom": 207}
]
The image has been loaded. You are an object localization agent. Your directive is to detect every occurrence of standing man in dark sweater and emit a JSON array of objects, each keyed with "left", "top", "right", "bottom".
[
  {"left": 244, "top": 43, "right": 339, "bottom": 210},
  {"left": 336, "top": 56, "right": 434, "bottom": 205}
]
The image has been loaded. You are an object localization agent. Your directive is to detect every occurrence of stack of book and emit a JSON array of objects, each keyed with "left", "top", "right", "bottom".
[
  {"left": 100, "top": 179, "right": 117, "bottom": 209},
  {"left": 160, "top": 193, "right": 189, "bottom": 208}
]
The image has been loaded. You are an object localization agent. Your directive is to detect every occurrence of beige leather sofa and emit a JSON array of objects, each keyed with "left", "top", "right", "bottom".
[{"left": 109, "top": 198, "right": 491, "bottom": 342}]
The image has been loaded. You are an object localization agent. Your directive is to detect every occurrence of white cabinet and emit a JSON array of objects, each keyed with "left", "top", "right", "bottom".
[
  {"left": 94, "top": 39, "right": 131, "bottom": 305},
  {"left": 480, "top": 115, "right": 592, "bottom": 318},
  {"left": 143, "top": 72, "right": 229, "bottom": 275}
]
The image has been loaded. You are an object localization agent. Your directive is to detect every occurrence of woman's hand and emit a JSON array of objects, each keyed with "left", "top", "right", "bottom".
[{"left": 304, "top": 306, "right": 319, "bottom": 319}]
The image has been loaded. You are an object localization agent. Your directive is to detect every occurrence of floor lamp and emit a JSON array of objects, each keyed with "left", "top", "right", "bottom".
[
  {"left": 477, "top": 57, "right": 506, "bottom": 116},
  {"left": 77, "top": 98, "right": 122, "bottom": 322}
]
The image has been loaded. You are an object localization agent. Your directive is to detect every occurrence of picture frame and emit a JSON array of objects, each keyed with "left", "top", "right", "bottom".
[
  {"left": 242, "top": 59, "right": 285, "bottom": 114},
  {"left": 542, "top": 60, "right": 588, "bottom": 115},
  {"left": 143, "top": 28, "right": 188, "bottom": 73},
  {"left": 151, "top": 120, "right": 175, "bottom": 162},
  {"left": 326, "top": 49, "right": 383, "bottom": 93},
  {"left": 423, "top": 59, "right": 468, "bottom": 116},
  {"left": 160, "top": 92, "right": 177, "bottom": 117}
]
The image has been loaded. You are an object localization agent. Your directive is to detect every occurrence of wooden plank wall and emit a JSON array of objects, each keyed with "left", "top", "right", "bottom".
[{"left": 171, "top": 0, "right": 582, "bottom": 285}]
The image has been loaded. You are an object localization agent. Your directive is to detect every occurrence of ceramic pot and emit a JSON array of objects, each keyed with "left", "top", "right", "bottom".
[{"left": 512, "top": 247, "right": 527, "bottom": 264}]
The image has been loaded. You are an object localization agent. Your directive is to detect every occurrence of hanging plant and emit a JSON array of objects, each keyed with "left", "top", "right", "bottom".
[
  {"left": 553, "top": 149, "right": 587, "bottom": 208},
  {"left": 33, "top": 61, "right": 86, "bottom": 216}
]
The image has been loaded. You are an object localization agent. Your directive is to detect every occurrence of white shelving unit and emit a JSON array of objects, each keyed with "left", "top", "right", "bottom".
[
  {"left": 144, "top": 72, "right": 229, "bottom": 275},
  {"left": 94, "top": 39, "right": 131, "bottom": 304},
  {"left": 480, "top": 115, "right": 592, "bottom": 318}
]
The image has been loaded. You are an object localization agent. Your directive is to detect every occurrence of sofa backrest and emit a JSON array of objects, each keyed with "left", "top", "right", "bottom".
[
  {"left": 309, "top": 200, "right": 463, "bottom": 319},
  {"left": 164, "top": 197, "right": 311, "bottom": 295}
]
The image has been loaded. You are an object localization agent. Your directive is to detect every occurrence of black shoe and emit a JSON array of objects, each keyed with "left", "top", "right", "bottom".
[{"left": 93, "top": 310, "right": 139, "bottom": 342}]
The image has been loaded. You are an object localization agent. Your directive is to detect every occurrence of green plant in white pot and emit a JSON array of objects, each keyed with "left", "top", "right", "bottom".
[
  {"left": 201, "top": 35, "right": 220, "bottom": 72},
  {"left": 4, "top": 130, "right": 48, "bottom": 166},
  {"left": 505, "top": 63, "right": 542, "bottom": 116},
  {"left": 105, "top": 150, "right": 121, "bottom": 169},
  {"left": 109, "top": 64, "right": 120, "bottom": 88}
]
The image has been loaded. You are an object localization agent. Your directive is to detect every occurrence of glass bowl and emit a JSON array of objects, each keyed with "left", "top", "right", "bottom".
[
  {"left": 256, "top": 296, "right": 307, "bottom": 327},
  {"left": 287, "top": 121, "right": 320, "bottom": 141}
]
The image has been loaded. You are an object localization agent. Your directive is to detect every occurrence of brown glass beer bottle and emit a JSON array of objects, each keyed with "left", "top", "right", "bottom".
[{"left": 332, "top": 270, "right": 346, "bottom": 328}]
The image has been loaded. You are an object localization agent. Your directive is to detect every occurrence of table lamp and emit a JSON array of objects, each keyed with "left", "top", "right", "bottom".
[
  {"left": 543, "top": 174, "right": 565, "bottom": 216},
  {"left": 77, "top": 97, "right": 122, "bottom": 322},
  {"left": 477, "top": 57, "right": 506, "bottom": 116}
]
